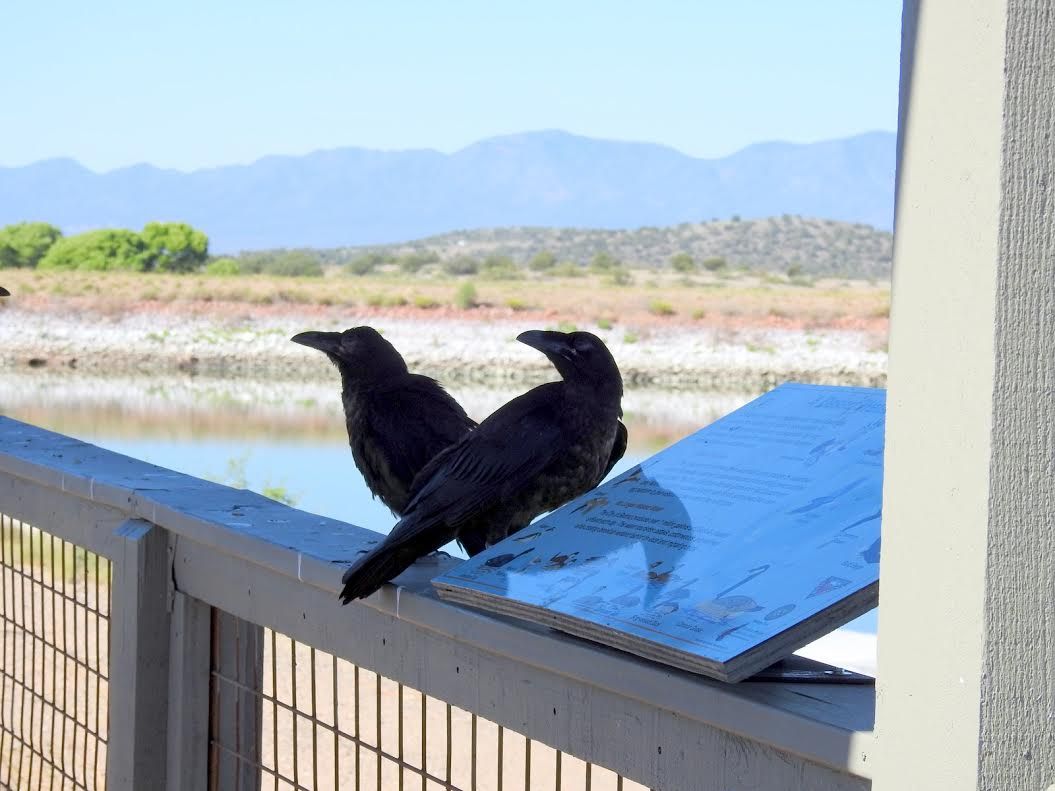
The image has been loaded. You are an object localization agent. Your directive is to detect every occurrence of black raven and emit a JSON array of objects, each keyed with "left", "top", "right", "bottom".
[
  {"left": 339, "top": 329, "right": 626, "bottom": 603},
  {"left": 0, "top": 287, "right": 8, "bottom": 296},
  {"left": 291, "top": 326, "right": 476, "bottom": 515}
]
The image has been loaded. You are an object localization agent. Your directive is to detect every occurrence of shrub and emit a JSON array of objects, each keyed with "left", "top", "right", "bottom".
[
  {"left": 399, "top": 251, "right": 439, "bottom": 273},
  {"left": 205, "top": 257, "right": 241, "bottom": 276},
  {"left": 648, "top": 300, "right": 675, "bottom": 316},
  {"left": 481, "top": 255, "right": 520, "bottom": 280},
  {"left": 239, "top": 250, "right": 323, "bottom": 277},
  {"left": 552, "top": 262, "right": 585, "bottom": 278},
  {"left": 702, "top": 256, "right": 727, "bottom": 272},
  {"left": 346, "top": 254, "right": 381, "bottom": 276},
  {"left": 606, "top": 267, "right": 633, "bottom": 286},
  {"left": 454, "top": 282, "right": 478, "bottom": 309},
  {"left": 528, "top": 250, "right": 556, "bottom": 271},
  {"left": 596, "top": 317, "right": 613, "bottom": 330},
  {"left": 589, "top": 251, "right": 619, "bottom": 272},
  {"left": 443, "top": 256, "right": 479, "bottom": 276},
  {"left": 505, "top": 297, "right": 530, "bottom": 311},
  {"left": 670, "top": 253, "right": 695, "bottom": 273},
  {"left": 413, "top": 295, "right": 440, "bottom": 309}
]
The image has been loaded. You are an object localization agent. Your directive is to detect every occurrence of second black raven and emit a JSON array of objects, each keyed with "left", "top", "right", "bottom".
[
  {"left": 339, "top": 329, "right": 626, "bottom": 603},
  {"left": 291, "top": 326, "right": 476, "bottom": 515}
]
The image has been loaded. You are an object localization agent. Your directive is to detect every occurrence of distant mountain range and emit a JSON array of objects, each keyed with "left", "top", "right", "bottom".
[{"left": 0, "top": 130, "right": 895, "bottom": 253}]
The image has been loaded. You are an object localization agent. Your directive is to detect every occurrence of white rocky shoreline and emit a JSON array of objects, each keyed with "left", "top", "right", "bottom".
[{"left": 0, "top": 308, "right": 887, "bottom": 391}]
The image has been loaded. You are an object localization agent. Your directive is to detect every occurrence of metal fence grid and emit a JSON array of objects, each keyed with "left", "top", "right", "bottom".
[
  {"left": 209, "top": 615, "right": 648, "bottom": 791},
  {"left": 0, "top": 514, "right": 111, "bottom": 791}
]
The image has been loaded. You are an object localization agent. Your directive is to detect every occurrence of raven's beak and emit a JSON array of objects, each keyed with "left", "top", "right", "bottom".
[
  {"left": 291, "top": 330, "right": 341, "bottom": 354},
  {"left": 517, "top": 329, "right": 572, "bottom": 359}
]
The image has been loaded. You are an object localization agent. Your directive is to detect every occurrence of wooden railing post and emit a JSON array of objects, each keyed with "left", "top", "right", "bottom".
[{"left": 106, "top": 520, "right": 172, "bottom": 790}]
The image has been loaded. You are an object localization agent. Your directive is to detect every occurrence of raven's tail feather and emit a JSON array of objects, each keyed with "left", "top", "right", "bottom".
[{"left": 338, "top": 547, "right": 414, "bottom": 604}]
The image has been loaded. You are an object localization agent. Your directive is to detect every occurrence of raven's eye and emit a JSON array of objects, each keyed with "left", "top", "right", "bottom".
[{"left": 572, "top": 335, "right": 593, "bottom": 353}]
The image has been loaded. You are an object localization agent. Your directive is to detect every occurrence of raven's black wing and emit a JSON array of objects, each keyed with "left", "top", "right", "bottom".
[
  {"left": 339, "top": 384, "right": 565, "bottom": 602},
  {"left": 600, "top": 420, "right": 628, "bottom": 482},
  {"left": 366, "top": 375, "right": 476, "bottom": 496},
  {"left": 388, "top": 383, "right": 565, "bottom": 549}
]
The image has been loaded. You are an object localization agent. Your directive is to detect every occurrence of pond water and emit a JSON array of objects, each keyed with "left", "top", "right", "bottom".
[{"left": 0, "top": 370, "right": 876, "bottom": 668}]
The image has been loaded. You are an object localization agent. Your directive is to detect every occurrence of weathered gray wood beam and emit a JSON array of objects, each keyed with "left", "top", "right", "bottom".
[{"left": 165, "top": 592, "right": 212, "bottom": 791}]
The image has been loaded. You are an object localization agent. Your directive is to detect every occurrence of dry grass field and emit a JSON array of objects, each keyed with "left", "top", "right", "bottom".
[{"left": 1, "top": 268, "right": 889, "bottom": 334}]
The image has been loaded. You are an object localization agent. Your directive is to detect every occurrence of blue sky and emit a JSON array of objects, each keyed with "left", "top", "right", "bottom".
[{"left": 3, "top": 1, "right": 902, "bottom": 172}]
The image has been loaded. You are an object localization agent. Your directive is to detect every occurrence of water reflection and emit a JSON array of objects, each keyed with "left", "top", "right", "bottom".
[{"left": 0, "top": 368, "right": 747, "bottom": 544}]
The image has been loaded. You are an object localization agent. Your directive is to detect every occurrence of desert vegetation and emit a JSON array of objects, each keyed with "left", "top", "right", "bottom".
[
  {"left": 1, "top": 215, "right": 892, "bottom": 280},
  {"left": 0, "top": 216, "right": 891, "bottom": 331}
]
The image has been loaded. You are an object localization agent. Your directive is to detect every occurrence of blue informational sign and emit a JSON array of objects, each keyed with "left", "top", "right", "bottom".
[{"left": 434, "top": 383, "right": 885, "bottom": 681}]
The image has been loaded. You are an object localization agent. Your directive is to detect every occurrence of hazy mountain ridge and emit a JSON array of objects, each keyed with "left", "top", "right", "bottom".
[{"left": 0, "top": 130, "right": 895, "bottom": 252}]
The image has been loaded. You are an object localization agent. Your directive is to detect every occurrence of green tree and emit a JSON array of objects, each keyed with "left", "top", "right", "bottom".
[
  {"left": 670, "top": 253, "right": 696, "bottom": 273},
  {"left": 141, "top": 222, "right": 209, "bottom": 272},
  {"left": 38, "top": 229, "right": 151, "bottom": 271},
  {"left": 0, "top": 222, "right": 63, "bottom": 268},
  {"left": 702, "top": 256, "right": 727, "bottom": 272}
]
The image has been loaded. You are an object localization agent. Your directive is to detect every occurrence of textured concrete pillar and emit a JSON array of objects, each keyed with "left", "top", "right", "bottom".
[{"left": 877, "top": 1, "right": 1055, "bottom": 788}]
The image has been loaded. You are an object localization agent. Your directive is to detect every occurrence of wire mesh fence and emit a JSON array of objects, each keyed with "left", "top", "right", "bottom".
[
  {"left": 209, "top": 614, "right": 649, "bottom": 791},
  {"left": 0, "top": 512, "right": 650, "bottom": 791},
  {"left": 0, "top": 514, "right": 111, "bottom": 791}
]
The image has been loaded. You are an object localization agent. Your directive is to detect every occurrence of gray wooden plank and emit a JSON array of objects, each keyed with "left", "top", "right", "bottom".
[
  {"left": 210, "top": 608, "right": 263, "bottom": 791},
  {"left": 166, "top": 592, "right": 211, "bottom": 791}
]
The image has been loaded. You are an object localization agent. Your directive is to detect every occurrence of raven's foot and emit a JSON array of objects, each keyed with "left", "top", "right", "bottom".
[{"left": 416, "top": 550, "right": 453, "bottom": 565}]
